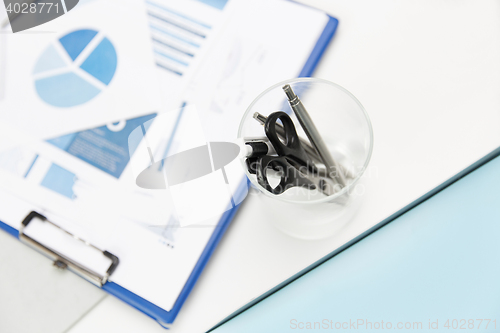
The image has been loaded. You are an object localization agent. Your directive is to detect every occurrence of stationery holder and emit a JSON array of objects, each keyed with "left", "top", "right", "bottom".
[{"left": 238, "top": 78, "right": 374, "bottom": 239}]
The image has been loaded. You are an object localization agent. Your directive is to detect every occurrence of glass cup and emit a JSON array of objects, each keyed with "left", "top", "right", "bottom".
[{"left": 238, "top": 78, "right": 373, "bottom": 240}]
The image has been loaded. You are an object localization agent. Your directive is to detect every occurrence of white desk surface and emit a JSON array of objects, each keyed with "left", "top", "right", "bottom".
[{"left": 2, "top": 1, "right": 500, "bottom": 332}]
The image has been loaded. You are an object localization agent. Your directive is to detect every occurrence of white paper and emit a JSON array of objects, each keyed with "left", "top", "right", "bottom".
[
  {"left": 0, "top": 0, "right": 163, "bottom": 142},
  {"left": 144, "top": 0, "right": 232, "bottom": 111},
  {"left": 184, "top": 0, "right": 328, "bottom": 142},
  {"left": 0, "top": 0, "right": 331, "bottom": 315}
]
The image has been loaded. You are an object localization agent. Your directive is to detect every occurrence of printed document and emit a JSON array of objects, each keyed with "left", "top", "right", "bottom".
[{"left": 0, "top": 0, "right": 331, "bottom": 314}]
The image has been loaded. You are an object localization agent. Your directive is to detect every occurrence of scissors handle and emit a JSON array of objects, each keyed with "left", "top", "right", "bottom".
[
  {"left": 256, "top": 155, "right": 316, "bottom": 195},
  {"left": 264, "top": 112, "right": 316, "bottom": 171}
]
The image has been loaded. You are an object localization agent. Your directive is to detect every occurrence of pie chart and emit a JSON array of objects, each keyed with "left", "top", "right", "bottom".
[{"left": 33, "top": 29, "right": 118, "bottom": 108}]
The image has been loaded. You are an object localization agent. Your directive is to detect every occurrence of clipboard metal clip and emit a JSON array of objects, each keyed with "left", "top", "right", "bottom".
[{"left": 19, "top": 211, "right": 119, "bottom": 287}]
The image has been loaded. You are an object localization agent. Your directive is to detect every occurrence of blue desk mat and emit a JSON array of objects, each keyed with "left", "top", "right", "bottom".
[{"left": 212, "top": 154, "right": 500, "bottom": 332}]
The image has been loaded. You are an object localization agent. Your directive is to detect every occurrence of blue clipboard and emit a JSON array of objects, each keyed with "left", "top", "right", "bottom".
[{"left": 0, "top": 15, "right": 339, "bottom": 326}]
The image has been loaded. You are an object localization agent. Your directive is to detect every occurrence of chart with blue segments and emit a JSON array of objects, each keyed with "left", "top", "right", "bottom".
[{"left": 33, "top": 29, "right": 118, "bottom": 108}]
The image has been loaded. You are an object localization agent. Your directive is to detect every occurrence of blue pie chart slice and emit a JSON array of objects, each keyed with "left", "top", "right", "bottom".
[
  {"left": 33, "top": 29, "right": 117, "bottom": 108},
  {"left": 59, "top": 29, "right": 98, "bottom": 61},
  {"left": 33, "top": 45, "right": 67, "bottom": 75},
  {"left": 35, "top": 72, "right": 101, "bottom": 108},
  {"left": 80, "top": 38, "right": 117, "bottom": 85}
]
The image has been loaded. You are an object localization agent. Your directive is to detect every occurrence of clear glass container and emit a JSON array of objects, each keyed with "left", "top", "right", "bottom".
[{"left": 238, "top": 78, "right": 373, "bottom": 239}]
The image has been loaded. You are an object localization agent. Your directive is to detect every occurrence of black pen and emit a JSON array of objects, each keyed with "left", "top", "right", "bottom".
[{"left": 239, "top": 138, "right": 276, "bottom": 158}]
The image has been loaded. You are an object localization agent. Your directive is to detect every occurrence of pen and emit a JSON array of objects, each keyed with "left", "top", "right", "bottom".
[
  {"left": 282, "top": 84, "right": 347, "bottom": 187},
  {"left": 237, "top": 138, "right": 276, "bottom": 158},
  {"left": 253, "top": 112, "right": 354, "bottom": 179},
  {"left": 239, "top": 139, "right": 276, "bottom": 176}
]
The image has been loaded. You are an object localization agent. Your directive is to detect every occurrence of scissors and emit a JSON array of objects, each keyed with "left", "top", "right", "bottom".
[{"left": 254, "top": 111, "right": 338, "bottom": 195}]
